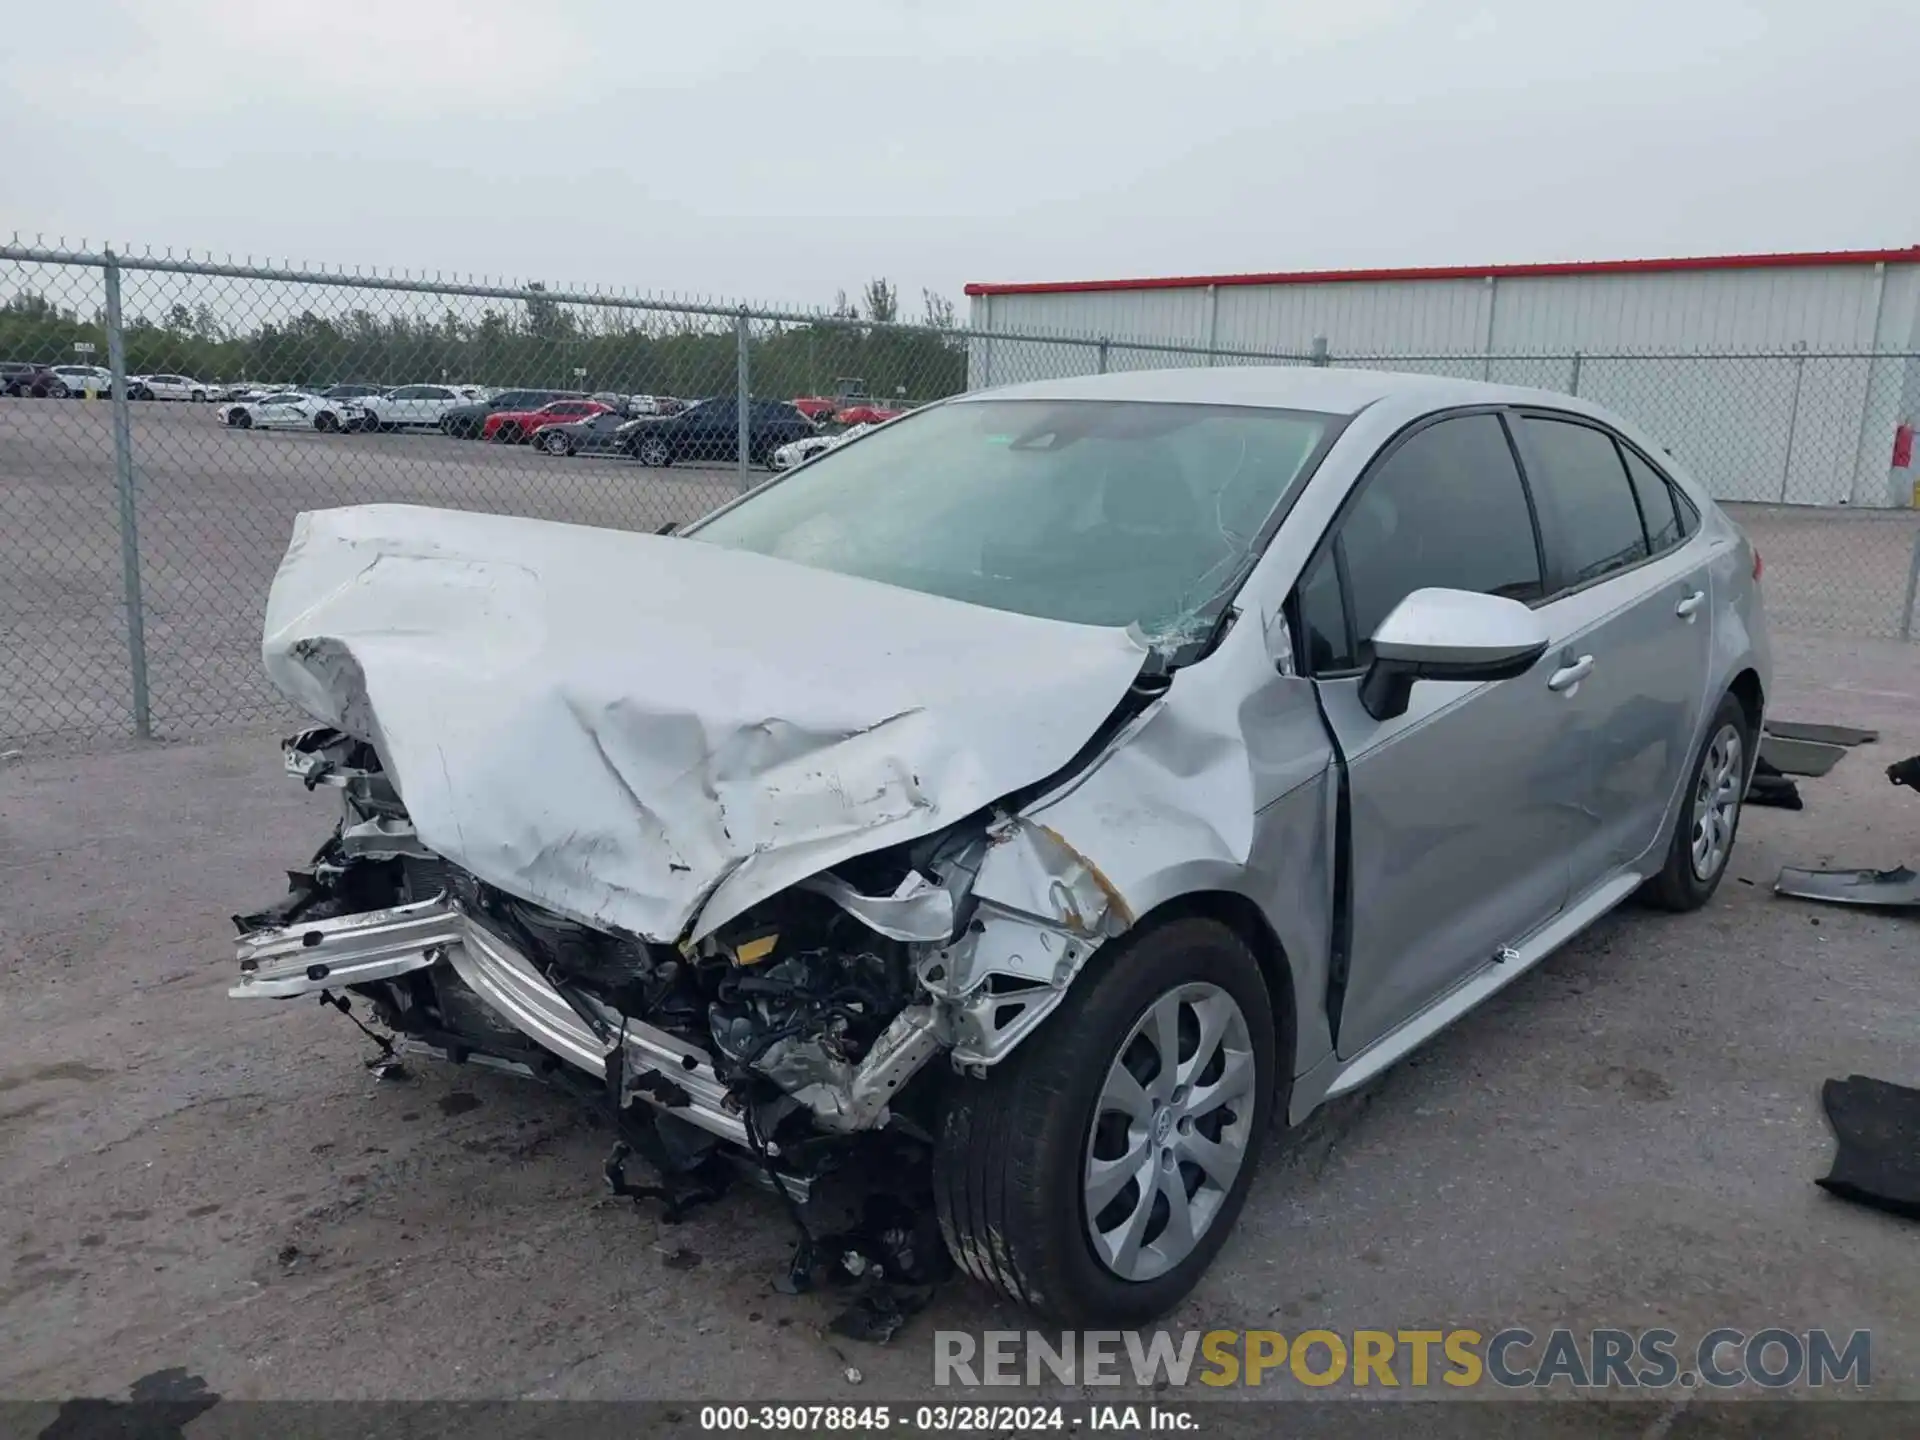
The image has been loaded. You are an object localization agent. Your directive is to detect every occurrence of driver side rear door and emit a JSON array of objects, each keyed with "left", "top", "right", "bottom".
[{"left": 1294, "top": 410, "right": 1588, "bottom": 1058}]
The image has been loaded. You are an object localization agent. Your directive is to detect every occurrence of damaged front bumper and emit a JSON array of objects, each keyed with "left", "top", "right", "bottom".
[{"left": 231, "top": 894, "right": 942, "bottom": 1148}]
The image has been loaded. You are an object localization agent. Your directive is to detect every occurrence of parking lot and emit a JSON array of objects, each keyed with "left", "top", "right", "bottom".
[
  {"left": 1, "top": 398, "right": 749, "bottom": 742},
  {"left": 0, "top": 627, "right": 1916, "bottom": 1409}
]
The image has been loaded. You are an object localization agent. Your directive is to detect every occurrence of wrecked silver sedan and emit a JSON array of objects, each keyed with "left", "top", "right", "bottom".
[{"left": 233, "top": 367, "right": 1769, "bottom": 1322}]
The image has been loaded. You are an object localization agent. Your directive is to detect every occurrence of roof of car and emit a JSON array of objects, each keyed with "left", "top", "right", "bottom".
[{"left": 961, "top": 365, "right": 1577, "bottom": 417}]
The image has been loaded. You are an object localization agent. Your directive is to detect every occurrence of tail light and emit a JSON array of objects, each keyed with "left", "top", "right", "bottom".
[{"left": 1752, "top": 548, "right": 1764, "bottom": 582}]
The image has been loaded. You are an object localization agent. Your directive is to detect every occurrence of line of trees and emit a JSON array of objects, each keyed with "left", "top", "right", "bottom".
[{"left": 0, "top": 278, "right": 968, "bottom": 404}]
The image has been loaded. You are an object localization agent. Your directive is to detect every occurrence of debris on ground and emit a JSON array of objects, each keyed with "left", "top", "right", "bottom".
[
  {"left": 1765, "top": 720, "right": 1880, "bottom": 747},
  {"left": 1776, "top": 866, "right": 1920, "bottom": 908},
  {"left": 1758, "top": 734, "right": 1848, "bottom": 778},
  {"left": 1817, "top": 1075, "right": 1920, "bottom": 1221},
  {"left": 1776, "top": 751, "right": 1920, "bottom": 908},
  {"left": 1745, "top": 756, "right": 1804, "bottom": 810},
  {"left": 808, "top": 1192, "right": 953, "bottom": 1345}
]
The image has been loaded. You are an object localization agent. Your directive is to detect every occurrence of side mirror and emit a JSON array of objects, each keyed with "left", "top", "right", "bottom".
[{"left": 1358, "top": 588, "right": 1549, "bottom": 721}]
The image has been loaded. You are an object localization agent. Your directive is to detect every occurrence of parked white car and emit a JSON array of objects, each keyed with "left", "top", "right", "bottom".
[
  {"left": 219, "top": 381, "right": 301, "bottom": 404},
  {"left": 770, "top": 421, "right": 875, "bottom": 470},
  {"left": 357, "top": 384, "right": 469, "bottom": 431},
  {"left": 50, "top": 364, "right": 114, "bottom": 396},
  {"left": 218, "top": 391, "right": 367, "bottom": 432},
  {"left": 129, "top": 373, "right": 210, "bottom": 402}
]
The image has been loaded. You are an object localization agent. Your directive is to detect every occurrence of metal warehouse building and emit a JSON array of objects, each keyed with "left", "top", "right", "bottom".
[{"left": 965, "top": 248, "right": 1920, "bottom": 508}]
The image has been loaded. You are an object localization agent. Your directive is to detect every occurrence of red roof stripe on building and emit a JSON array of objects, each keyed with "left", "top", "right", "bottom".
[{"left": 963, "top": 247, "right": 1920, "bottom": 297}]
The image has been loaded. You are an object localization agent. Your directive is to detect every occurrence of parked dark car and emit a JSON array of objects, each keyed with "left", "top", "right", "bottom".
[
  {"left": 1, "top": 362, "right": 63, "bottom": 397},
  {"left": 438, "top": 389, "right": 582, "bottom": 439},
  {"left": 532, "top": 409, "right": 639, "bottom": 457},
  {"left": 618, "top": 396, "right": 814, "bottom": 467}
]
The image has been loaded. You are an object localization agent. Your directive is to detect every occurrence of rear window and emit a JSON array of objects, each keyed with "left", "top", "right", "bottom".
[{"left": 1518, "top": 416, "right": 1650, "bottom": 588}]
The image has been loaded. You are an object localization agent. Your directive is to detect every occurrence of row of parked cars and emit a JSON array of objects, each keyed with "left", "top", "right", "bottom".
[
  {"left": 218, "top": 381, "right": 904, "bottom": 469},
  {"left": 3, "top": 360, "right": 908, "bottom": 470},
  {"left": 0, "top": 363, "right": 352, "bottom": 402}
]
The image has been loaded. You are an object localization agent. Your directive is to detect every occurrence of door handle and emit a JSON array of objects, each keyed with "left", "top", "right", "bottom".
[
  {"left": 1675, "top": 590, "right": 1705, "bottom": 620},
  {"left": 1547, "top": 654, "right": 1594, "bottom": 693}
]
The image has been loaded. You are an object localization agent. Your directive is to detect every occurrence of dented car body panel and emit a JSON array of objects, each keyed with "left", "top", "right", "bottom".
[{"left": 262, "top": 503, "right": 1152, "bottom": 945}]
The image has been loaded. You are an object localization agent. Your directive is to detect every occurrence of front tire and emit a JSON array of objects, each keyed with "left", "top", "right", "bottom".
[
  {"left": 635, "top": 435, "right": 671, "bottom": 467},
  {"left": 540, "top": 430, "right": 571, "bottom": 455},
  {"left": 1643, "top": 691, "right": 1753, "bottom": 912},
  {"left": 48, "top": 382, "right": 70, "bottom": 399},
  {"left": 230, "top": 409, "right": 252, "bottom": 429},
  {"left": 934, "top": 917, "right": 1275, "bottom": 1324}
]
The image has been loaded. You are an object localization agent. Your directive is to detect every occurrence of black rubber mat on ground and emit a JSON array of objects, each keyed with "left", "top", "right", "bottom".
[
  {"left": 1776, "top": 865, "right": 1920, "bottom": 907},
  {"left": 1818, "top": 1075, "right": 1920, "bottom": 1221},
  {"left": 1745, "top": 756, "right": 1803, "bottom": 810},
  {"left": 1764, "top": 720, "right": 1880, "bottom": 747},
  {"left": 1758, "top": 735, "right": 1849, "bottom": 777}
]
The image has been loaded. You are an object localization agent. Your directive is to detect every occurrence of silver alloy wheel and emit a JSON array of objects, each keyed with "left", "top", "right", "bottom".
[
  {"left": 1083, "top": 981, "right": 1256, "bottom": 1282},
  {"left": 543, "top": 431, "right": 569, "bottom": 454},
  {"left": 639, "top": 436, "right": 669, "bottom": 466},
  {"left": 1690, "top": 723, "right": 1744, "bottom": 881}
]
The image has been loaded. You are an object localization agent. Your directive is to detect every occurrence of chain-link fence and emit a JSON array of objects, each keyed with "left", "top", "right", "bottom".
[{"left": 5, "top": 243, "right": 1919, "bottom": 746}]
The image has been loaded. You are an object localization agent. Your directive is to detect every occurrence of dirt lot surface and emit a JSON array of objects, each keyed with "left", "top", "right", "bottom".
[{"left": 2, "top": 632, "right": 1916, "bottom": 1414}]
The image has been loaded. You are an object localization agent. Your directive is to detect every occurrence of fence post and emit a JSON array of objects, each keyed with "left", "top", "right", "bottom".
[
  {"left": 1568, "top": 350, "right": 1583, "bottom": 397},
  {"left": 735, "top": 308, "right": 751, "bottom": 492},
  {"left": 1779, "top": 340, "right": 1807, "bottom": 503},
  {"left": 1097, "top": 337, "right": 1110, "bottom": 375},
  {"left": 1310, "top": 336, "right": 1329, "bottom": 368},
  {"left": 1902, "top": 529, "right": 1920, "bottom": 643},
  {"left": 102, "top": 250, "right": 151, "bottom": 739}
]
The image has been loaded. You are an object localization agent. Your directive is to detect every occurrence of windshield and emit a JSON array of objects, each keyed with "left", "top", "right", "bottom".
[{"left": 690, "top": 398, "right": 1337, "bottom": 634}]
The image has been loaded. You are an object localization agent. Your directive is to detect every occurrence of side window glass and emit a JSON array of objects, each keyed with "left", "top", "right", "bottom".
[
  {"left": 1337, "top": 414, "right": 1543, "bottom": 666},
  {"left": 1295, "top": 546, "right": 1352, "bottom": 673},
  {"left": 1520, "top": 417, "right": 1650, "bottom": 586},
  {"left": 1673, "top": 484, "right": 1700, "bottom": 538},
  {"left": 1621, "top": 445, "right": 1684, "bottom": 555}
]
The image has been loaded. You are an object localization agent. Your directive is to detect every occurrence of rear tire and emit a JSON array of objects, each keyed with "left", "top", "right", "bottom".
[
  {"left": 1643, "top": 691, "right": 1752, "bottom": 912},
  {"left": 314, "top": 411, "right": 339, "bottom": 433},
  {"left": 934, "top": 917, "right": 1276, "bottom": 1324}
]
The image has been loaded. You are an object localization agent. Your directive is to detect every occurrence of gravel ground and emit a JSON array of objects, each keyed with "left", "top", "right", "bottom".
[{"left": 1, "top": 632, "right": 1917, "bottom": 1414}]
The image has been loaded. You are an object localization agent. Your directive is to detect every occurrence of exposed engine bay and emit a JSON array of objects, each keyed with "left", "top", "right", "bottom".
[{"left": 233, "top": 723, "right": 1131, "bottom": 1203}]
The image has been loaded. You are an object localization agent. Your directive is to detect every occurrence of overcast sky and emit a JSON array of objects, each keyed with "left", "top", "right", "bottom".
[{"left": 4, "top": 0, "right": 1916, "bottom": 317}]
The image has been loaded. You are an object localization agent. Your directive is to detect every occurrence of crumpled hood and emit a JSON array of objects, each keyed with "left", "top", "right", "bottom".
[{"left": 262, "top": 505, "right": 1149, "bottom": 942}]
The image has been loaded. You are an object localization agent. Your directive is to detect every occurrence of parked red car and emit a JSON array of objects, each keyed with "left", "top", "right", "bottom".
[
  {"left": 482, "top": 398, "right": 612, "bottom": 443},
  {"left": 833, "top": 404, "right": 904, "bottom": 426}
]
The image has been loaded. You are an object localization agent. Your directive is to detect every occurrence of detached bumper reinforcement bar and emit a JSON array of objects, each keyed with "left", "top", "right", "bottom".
[{"left": 231, "top": 898, "right": 750, "bottom": 1149}]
